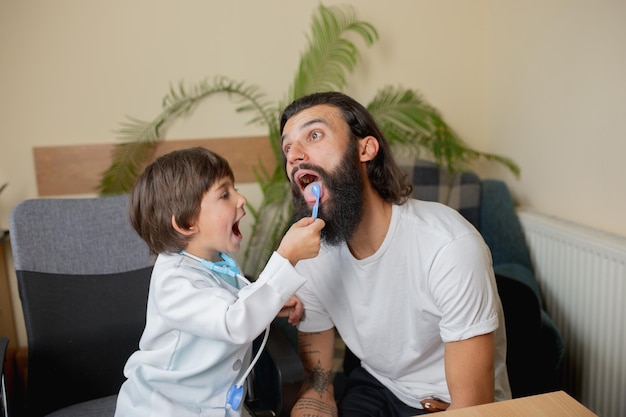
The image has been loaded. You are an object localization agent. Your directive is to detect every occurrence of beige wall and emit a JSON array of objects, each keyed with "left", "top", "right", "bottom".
[
  {"left": 1, "top": 0, "right": 625, "bottom": 345},
  {"left": 481, "top": 0, "right": 626, "bottom": 237}
]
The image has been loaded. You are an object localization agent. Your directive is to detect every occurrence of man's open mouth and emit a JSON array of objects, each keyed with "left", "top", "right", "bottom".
[{"left": 296, "top": 169, "right": 320, "bottom": 192}]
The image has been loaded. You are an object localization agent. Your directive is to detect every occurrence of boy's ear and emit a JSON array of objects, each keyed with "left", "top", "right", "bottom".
[
  {"left": 358, "top": 136, "right": 379, "bottom": 162},
  {"left": 171, "top": 215, "right": 197, "bottom": 236}
]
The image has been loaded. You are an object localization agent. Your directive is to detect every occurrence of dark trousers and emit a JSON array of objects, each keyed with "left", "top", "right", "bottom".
[{"left": 337, "top": 367, "right": 429, "bottom": 417}]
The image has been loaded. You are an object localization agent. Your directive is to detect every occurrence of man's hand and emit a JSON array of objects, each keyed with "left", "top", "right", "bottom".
[
  {"left": 278, "top": 295, "right": 304, "bottom": 325},
  {"left": 291, "top": 328, "right": 337, "bottom": 417}
]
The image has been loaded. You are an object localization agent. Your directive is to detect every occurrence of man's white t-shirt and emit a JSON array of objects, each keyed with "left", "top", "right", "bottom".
[{"left": 295, "top": 199, "right": 511, "bottom": 407}]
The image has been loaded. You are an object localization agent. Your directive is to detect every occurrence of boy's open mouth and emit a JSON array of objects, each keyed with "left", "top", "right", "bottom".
[{"left": 232, "top": 221, "right": 242, "bottom": 238}]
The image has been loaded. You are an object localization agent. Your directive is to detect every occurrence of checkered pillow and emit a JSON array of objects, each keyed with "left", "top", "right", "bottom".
[{"left": 396, "top": 156, "right": 481, "bottom": 229}]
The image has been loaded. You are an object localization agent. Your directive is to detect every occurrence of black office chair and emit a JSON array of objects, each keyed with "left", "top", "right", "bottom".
[{"left": 9, "top": 196, "right": 154, "bottom": 417}]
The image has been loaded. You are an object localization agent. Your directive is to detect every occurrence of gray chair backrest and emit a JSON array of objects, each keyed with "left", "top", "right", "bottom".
[
  {"left": 10, "top": 195, "right": 153, "bottom": 275},
  {"left": 9, "top": 195, "right": 154, "bottom": 417}
]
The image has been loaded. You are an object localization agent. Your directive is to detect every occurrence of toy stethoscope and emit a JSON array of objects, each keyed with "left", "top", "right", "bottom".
[{"left": 181, "top": 250, "right": 271, "bottom": 411}]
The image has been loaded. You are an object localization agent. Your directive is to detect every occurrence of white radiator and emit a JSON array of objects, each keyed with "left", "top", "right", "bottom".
[{"left": 518, "top": 209, "right": 626, "bottom": 417}]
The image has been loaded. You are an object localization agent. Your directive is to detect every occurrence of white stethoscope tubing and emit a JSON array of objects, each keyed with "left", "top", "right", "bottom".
[{"left": 236, "top": 324, "right": 269, "bottom": 387}]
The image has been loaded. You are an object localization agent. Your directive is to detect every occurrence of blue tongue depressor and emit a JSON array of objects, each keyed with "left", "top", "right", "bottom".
[{"left": 311, "top": 183, "right": 321, "bottom": 218}]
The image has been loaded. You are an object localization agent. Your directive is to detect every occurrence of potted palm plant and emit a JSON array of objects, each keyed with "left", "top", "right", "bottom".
[{"left": 98, "top": 3, "right": 518, "bottom": 277}]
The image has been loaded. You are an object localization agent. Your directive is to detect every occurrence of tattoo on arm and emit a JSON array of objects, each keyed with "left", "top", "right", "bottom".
[
  {"left": 293, "top": 397, "right": 338, "bottom": 417},
  {"left": 294, "top": 330, "right": 337, "bottom": 416},
  {"left": 298, "top": 332, "right": 321, "bottom": 356},
  {"left": 304, "top": 360, "right": 333, "bottom": 397}
]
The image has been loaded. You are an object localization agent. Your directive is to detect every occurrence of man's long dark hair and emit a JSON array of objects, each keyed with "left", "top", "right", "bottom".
[{"left": 280, "top": 91, "right": 412, "bottom": 204}]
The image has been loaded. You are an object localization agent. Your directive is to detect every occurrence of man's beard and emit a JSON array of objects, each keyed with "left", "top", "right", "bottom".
[{"left": 291, "top": 144, "right": 364, "bottom": 245}]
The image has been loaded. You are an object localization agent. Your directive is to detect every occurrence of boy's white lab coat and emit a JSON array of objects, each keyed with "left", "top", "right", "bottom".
[{"left": 115, "top": 251, "right": 306, "bottom": 417}]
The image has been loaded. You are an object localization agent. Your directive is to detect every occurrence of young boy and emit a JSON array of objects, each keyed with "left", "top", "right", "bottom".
[{"left": 114, "top": 147, "right": 325, "bottom": 417}]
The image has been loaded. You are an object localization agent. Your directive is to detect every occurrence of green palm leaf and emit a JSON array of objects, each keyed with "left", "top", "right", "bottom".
[
  {"left": 290, "top": 4, "right": 378, "bottom": 101},
  {"left": 367, "top": 86, "right": 520, "bottom": 176},
  {"left": 98, "top": 76, "right": 276, "bottom": 195}
]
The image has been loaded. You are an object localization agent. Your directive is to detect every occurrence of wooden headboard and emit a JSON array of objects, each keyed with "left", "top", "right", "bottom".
[{"left": 34, "top": 136, "right": 275, "bottom": 196}]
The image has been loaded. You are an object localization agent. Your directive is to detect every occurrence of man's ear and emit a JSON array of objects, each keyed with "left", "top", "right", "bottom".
[
  {"left": 171, "top": 215, "right": 197, "bottom": 236},
  {"left": 358, "top": 136, "right": 379, "bottom": 162}
]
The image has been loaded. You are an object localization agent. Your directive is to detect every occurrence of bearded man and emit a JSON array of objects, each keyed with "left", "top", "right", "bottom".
[{"left": 280, "top": 92, "right": 511, "bottom": 417}]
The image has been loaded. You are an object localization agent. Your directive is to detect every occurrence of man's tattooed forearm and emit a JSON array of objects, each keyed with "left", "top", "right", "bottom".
[
  {"left": 303, "top": 360, "right": 333, "bottom": 397},
  {"left": 298, "top": 332, "right": 322, "bottom": 355},
  {"left": 293, "top": 397, "right": 338, "bottom": 417}
]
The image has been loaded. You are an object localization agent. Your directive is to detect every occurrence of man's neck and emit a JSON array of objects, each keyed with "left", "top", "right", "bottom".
[{"left": 347, "top": 188, "right": 392, "bottom": 260}]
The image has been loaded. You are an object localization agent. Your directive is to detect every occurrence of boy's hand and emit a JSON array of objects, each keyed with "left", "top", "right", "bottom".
[
  {"left": 277, "top": 217, "right": 325, "bottom": 266},
  {"left": 277, "top": 295, "right": 304, "bottom": 325}
]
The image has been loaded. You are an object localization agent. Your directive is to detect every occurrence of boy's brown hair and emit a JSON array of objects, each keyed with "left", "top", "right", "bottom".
[{"left": 129, "top": 147, "right": 234, "bottom": 255}]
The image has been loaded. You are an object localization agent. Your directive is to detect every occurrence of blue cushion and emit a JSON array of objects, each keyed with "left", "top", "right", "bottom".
[{"left": 480, "top": 180, "right": 533, "bottom": 270}]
